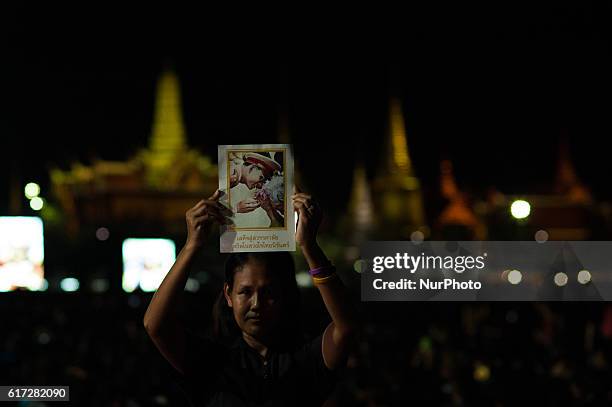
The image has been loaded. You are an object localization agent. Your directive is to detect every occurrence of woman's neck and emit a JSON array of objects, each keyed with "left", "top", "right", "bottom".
[{"left": 242, "top": 332, "right": 272, "bottom": 359}]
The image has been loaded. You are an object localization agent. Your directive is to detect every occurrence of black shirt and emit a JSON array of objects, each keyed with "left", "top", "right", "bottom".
[{"left": 177, "top": 332, "right": 338, "bottom": 406}]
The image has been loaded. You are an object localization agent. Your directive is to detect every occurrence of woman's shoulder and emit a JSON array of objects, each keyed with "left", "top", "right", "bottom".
[{"left": 280, "top": 334, "right": 339, "bottom": 404}]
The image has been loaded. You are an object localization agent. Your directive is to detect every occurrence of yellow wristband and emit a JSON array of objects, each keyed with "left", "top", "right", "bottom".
[{"left": 312, "top": 273, "right": 338, "bottom": 284}]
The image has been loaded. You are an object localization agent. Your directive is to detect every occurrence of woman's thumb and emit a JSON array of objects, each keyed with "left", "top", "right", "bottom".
[{"left": 209, "top": 189, "right": 222, "bottom": 201}]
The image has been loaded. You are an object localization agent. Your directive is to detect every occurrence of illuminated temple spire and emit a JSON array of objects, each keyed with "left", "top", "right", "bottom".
[
  {"left": 372, "top": 95, "right": 425, "bottom": 238},
  {"left": 147, "top": 67, "right": 187, "bottom": 177},
  {"left": 437, "top": 160, "right": 483, "bottom": 239},
  {"left": 346, "top": 163, "right": 376, "bottom": 243},
  {"left": 388, "top": 97, "right": 416, "bottom": 178},
  {"left": 555, "top": 137, "right": 591, "bottom": 203}
]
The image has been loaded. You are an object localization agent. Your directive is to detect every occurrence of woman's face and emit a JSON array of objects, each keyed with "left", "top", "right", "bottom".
[
  {"left": 241, "top": 164, "right": 266, "bottom": 190},
  {"left": 224, "top": 259, "right": 282, "bottom": 341}
]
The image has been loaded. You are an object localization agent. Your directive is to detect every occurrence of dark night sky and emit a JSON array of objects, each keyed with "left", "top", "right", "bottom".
[{"left": 3, "top": 4, "right": 612, "bottom": 215}]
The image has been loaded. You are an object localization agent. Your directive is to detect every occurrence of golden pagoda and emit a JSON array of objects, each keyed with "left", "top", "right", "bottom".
[
  {"left": 51, "top": 68, "right": 217, "bottom": 235},
  {"left": 342, "top": 162, "right": 376, "bottom": 245},
  {"left": 371, "top": 96, "right": 426, "bottom": 238}
]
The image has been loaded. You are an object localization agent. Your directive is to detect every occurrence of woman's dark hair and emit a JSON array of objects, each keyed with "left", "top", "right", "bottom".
[{"left": 212, "top": 252, "right": 302, "bottom": 350}]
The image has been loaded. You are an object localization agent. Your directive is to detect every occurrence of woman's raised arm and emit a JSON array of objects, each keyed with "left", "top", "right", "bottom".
[
  {"left": 143, "top": 190, "right": 225, "bottom": 374},
  {"left": 293, "top": 190, "right": 359, "bottom": 371}
]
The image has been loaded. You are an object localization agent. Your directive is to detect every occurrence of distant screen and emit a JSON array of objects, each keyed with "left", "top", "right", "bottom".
[
  {"left": 122, "top": 238, "right": 176, "bottom": 292},
  {"left": 0, "top": 217, "right": 45, "bottom": 292}
]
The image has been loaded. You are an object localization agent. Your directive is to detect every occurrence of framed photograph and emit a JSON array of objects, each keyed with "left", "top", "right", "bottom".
[{"left": 218, "top": 144, "right": 295, "bottom": 252}]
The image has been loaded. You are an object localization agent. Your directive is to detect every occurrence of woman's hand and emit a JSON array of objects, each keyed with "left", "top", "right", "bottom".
[
  {"left": 237, "top": 198, "right": 260, "bottom": 213},
  {"left": 185, "top": 190, "right": 227, "bottom": 249},
  {"left": 292, "top": 189, "right": 322, "bottom": 249}
]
